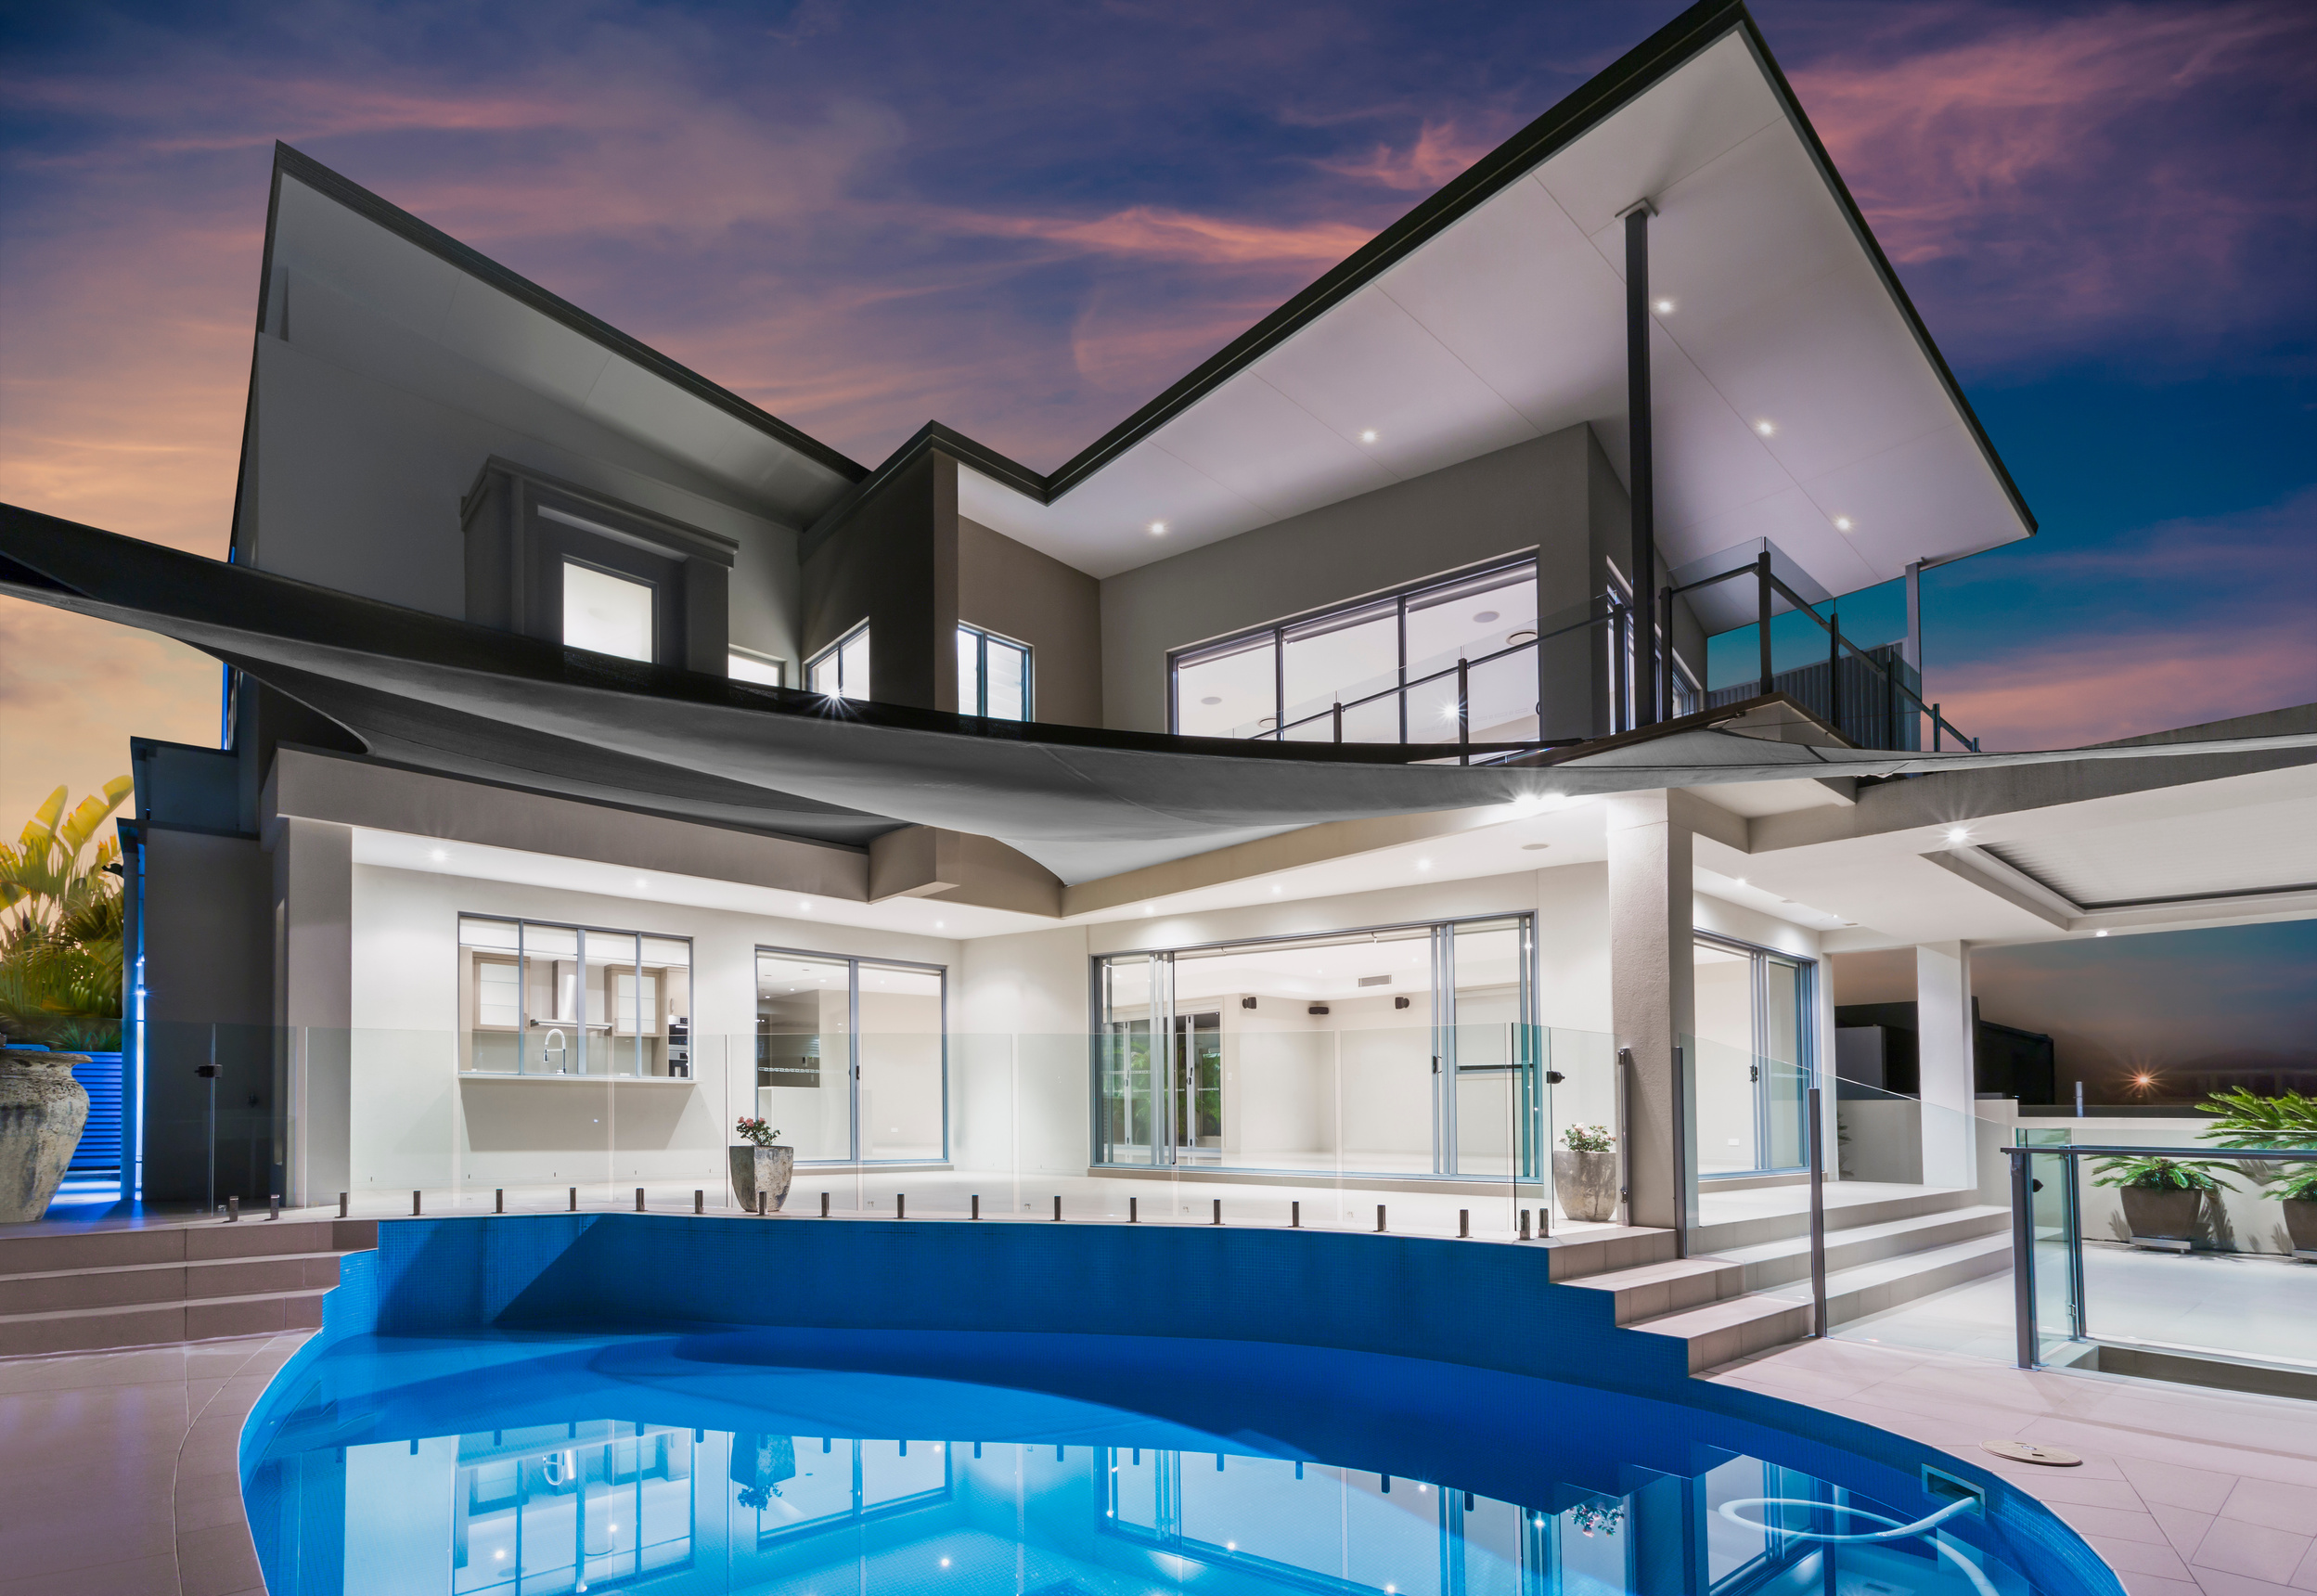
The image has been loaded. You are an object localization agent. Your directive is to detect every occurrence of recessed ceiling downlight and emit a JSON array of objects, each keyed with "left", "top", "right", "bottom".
[
  {"left": 1474, "top": 611, "right": 1499, "bottom": 624},
  {"left": 1200, "top": 695, "right": 1222, "bottom": 706}
]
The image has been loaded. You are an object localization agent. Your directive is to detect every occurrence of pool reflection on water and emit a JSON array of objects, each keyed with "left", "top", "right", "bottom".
[{"left": 247, "top": 1334, "right": 2036, "bottom": 1596}]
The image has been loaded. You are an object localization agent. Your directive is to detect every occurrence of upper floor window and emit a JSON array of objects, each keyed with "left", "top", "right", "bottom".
[
  {"left": 957, "top": 624, "right": 1030, "bottom": 720},
  {"left": 807, "top": 623, "right": 870, "bottom": 700},
  {"left": 561, "top": 560, "right": 656, "bottom": 662},
  {"left": 727, "top": 647, "right": 785, "bottom": 688},
  {"left": 1170, "top": 558, "right": 1538, "bottom": 745}
]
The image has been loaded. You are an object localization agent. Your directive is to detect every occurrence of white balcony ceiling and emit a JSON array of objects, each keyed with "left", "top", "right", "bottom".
[{"left": 958, "top": 30, "right": 2030, "bottom": 592}]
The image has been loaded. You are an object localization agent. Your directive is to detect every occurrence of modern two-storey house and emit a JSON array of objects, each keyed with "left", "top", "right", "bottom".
[{"left": 5, "top": 0, "right": 2311, "bottom": 1347}]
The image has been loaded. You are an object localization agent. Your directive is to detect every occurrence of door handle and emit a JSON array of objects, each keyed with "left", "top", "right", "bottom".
[
  {"left": 1432, "top": 1056, "right": 1441, "bottom": 1075},
  {"left": 1749, "top": 1064, "right": 1760, "bottom": 1083}
]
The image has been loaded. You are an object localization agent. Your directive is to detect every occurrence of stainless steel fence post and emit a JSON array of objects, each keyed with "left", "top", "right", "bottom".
[{"left": 1807, "top": 1085, "right": 1827, "bottom": 1337}]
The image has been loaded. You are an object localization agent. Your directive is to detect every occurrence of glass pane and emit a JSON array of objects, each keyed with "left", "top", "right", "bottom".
[
  {"left": 856, "top": 963, "right": 945, "bottom": 1162},
  {"left": 1692, "top": 943, "right": 1757, "bottom": 1177},
  {"left": 956, "top": 625, "right": 981, "bottom": 714},
  {"left": 586, "top": 931, "right": 642, "bottom": 1077},
  {"left": 987, "top": 636, "right": 1028, "bottom": 721},
  {"left": 1175, "top": 633, "right": 1276, "bottom": 738},
  {"left": 808, "top": 650, "right": 838, "bottom": 695},
  {"left": 1281, "top": 600, "right": 1396, "bottom": 740},
  {"left": 457, "top": 916, "right": 519, "bottom": 951},
  {"left": 727, "top": 650, "right": 782, "bottom": 686},
  {"left": 1452, "top": 920, "right": 1525, "bottom": 1178},
  {"left": 1403, "top": 562, "right": 1538, "bottom": 681},
  {"left": 1098, "top": 956, "right": 1158, "bottom": 1165},
  {"left": 561, "top": 561, "right": 654, "bottom": 662},
  {"left": 755, "top": 951, "right": 854, "bottom": 1162},
  {"left": 1464, "top": 645, "right": 1538, "bottom": 743},
  {"left": 1762, "top": 957, "right": 1808, "bottom": 1172},
  {"left": 521, "top": 924, "right": 582, "bottom": 1075},
  {"left": 839, "top": 628, "right": 870, "bottom": 700}
]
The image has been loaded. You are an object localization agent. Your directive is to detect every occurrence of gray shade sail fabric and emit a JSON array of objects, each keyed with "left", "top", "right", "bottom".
[{"left": 6, "top": 504, "right": 2311, "bottom": 885}]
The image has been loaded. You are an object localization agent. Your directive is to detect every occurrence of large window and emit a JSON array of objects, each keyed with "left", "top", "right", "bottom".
[
  {"left": 956, "top": 624, "right": 1030, "bottom": 720},
  {"left": 457, "top": 916, "right": 693, "bottom": 1078},
  {"left": 727, "top": 647, "right": 785, "bottom": 687},
  {"left": 1095, "top": 914, "right": 1536, "bottom": 1179},
  {"left": 1171, "top": 558, "right": 1540, "bottom": 745},
  {"left": 806, "top": 623, "right": 870, "bottom": 701},
  {"left": 756, "top": 947, "right": 946, "bottom": 1164}
]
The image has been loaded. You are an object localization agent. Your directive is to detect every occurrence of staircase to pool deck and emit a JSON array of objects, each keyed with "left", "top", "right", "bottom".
[
  {"left": 1550, "top": 1182, "right": 2011, "bottom": 1372},
  {"left": 0, "top": 1216, "right": 379, "bottom": 1356}
]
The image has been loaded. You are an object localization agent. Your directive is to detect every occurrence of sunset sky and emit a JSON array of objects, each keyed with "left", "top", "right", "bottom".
[{"left": 2, "top": 0, "right": 2311, "bottom": 1080}]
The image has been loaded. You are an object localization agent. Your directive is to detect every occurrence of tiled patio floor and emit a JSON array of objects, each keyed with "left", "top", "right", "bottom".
[{"left": 1713, "top": 1336, "right": 2317, "bottom": 1596}]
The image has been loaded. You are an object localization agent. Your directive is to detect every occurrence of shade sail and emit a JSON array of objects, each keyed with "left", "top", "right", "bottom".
[{"left": 5, "top": 505, "right": 2311, "bottom": 886}]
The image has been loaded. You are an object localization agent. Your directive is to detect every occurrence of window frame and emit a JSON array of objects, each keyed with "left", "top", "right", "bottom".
[
  {"left": 754, "top": 943, "right": 950, "bottom": 1166},
  {"left": 956, "top": 623, "right": 1033, "bottom": 720},
  {"left": 1166, "top": 553, "right": 1538, "bottom": 741},
  {"left": 805, "top": 621, "right": 870, "bottom": 701}
]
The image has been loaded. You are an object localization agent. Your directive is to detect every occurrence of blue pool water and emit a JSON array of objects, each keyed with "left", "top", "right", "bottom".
[{"left": 244, "top": 1324, "right": 2062, "bottom": 1596}]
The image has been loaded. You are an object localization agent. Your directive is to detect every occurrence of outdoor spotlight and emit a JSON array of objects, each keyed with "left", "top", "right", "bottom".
[
  {"left": 1755, "top": 419, "right": 1775, "bottom": 436},
  {"left": 1833, "top": 516, "right": 1854, "bottom": 532},
  {"left": 1148, "top": 521, "right": 1167, "bottom": 535},
  {"left": 1945, "top": 827, "right": 1969, "bottom": 844},
  {"left": 1654, "top": 298, "right": 1674, "bottom": 314}
]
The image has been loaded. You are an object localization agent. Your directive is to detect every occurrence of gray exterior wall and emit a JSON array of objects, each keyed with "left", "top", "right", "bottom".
[
  {"left": 802, "top": 450, "right": 958, "bottom": 711},
  {"left": 1097, "top": 423, "right": 1697, "bottom": 736},
  {"left": 240, "top": 269, "right": 804, "bottom": 673},
  {"left": 958, "top": 515, "right": 1103, "bottom": 727}
]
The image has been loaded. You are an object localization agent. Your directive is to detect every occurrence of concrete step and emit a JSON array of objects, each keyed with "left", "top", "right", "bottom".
[
  {"left": 0, "top": 1217, "right": 376, "bottom": 1276},
  {"left": 1706, "top": 1204, "right": 2010, "bottom": 1291},
  {"left": 0, "top": 1287, "right": 331, "bottom": 1357},
  {"left": 1689, "top": 1185, "right": 1985, "bottom": 1255},
  {"left": 1531, "top": 1226, "right": 1679, "bottom": 1283},
  {"left": 1561, "top": 1255, "right": 1745, "bottom": 1325},
  {"left": 1625, "top": 1232, "right": 2014, "bottom": 1372},
  {"left": 0, "top": 1251, "right": 345, "bottom": 1314}
]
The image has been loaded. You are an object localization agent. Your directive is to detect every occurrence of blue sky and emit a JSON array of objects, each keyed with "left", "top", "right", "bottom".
[{"left": 2, "top": 0, "right": 2311, "bottom": 1084}]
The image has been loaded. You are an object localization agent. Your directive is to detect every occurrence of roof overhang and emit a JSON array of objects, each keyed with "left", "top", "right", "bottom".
[
  {"left": 903, "top": 0, "right": 2030, "bottom": 600},
  {"left": 236, "top": 144, "right": 866, "bottom": 549}
]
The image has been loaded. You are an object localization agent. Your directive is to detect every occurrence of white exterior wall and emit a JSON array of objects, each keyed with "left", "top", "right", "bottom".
[{"left": 345, "top": 864, "right": 957, "bottom": 1194}]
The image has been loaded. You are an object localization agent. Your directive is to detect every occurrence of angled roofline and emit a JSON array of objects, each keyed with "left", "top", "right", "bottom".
[
  {"left": 851, "top": 0, "right": 2032, "bottom": 545},
  {"left": 243, "top": 143, "right": 870, "bottom": 504}
]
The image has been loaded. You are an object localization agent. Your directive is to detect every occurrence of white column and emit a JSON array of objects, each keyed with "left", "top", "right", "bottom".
[
  {"left": 1607, "top": 791, "right": 1695, "bottom": 1232},
  {"left": 1915, "top": 940, "right": 1976, "bottom": 1190},
  {"left": 270, "top": 816, "right": 353, "bottom": 1205}
]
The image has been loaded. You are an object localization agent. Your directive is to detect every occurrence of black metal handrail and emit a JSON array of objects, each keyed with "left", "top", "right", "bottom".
[{"left": 1665, "top": 554, "right": 1979, "bottom": 753}]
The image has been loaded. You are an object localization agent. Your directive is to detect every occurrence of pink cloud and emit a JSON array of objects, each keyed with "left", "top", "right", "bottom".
[
  {"left": 946, "top": 203, "right": 1372, "bottom": 267},
  {"left": 1314, "top": 120, "right": 1494, "bottom": 191},
  {"left": 1790, "top": 0, "right": 2317, "bottom": 358},
  {"left": 1931, "top": 619, "right": 2316, "bottom": 749}
]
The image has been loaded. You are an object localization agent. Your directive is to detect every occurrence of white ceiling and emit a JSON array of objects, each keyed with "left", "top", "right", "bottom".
[
  {"left": 271, "top": 175, "right": 857, "bottom": 528},
  {"left": 1985, "top": 798, "right": 2317, "bottom": 908},
  {"left": 958, "top": 31, "right": 2027, "bottom": 593}
]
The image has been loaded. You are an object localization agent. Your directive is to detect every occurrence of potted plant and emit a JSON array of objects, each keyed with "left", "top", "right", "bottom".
[
  {"left": 0, "top": 1044, "right": 90, "bottom": 1223},
  {"left": 1552, "top": 1124, "right": 1619, "bottom": 1223},
  {"left": 2196, "top": 1087, "right": 2316, "bottom": 1258},
  {"left": 2272, "top": 1165, "right": 2317, "bottom": 1257},
  {"left": 2090, "top": 1154, "right": 2235, "bottom": 1244},
  {"left": 729, "top": 1118, "right": 793, "bottom": 1213}
]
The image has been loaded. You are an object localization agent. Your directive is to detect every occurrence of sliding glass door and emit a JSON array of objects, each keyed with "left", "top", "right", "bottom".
[
  {"left": 756, "top": 946, "right": 946, "bottom": 1165},
  {"left": 1692, "top": 934, "right": 1813, "bottom": 1178},
  {"left": 1094, "top": 915, "right": 1537, "bottom": 1179}
]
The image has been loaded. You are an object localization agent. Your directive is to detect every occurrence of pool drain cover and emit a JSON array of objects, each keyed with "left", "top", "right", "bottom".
[{"left": 1982, "top": 1440, "right": 2080, "bottom": 1466}]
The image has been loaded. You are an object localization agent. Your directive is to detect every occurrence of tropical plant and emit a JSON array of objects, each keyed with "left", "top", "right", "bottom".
[
  {"left": 2271, "top": 1165, "right": 2317, "bottom": 1203},
  {"left": 2196, "top": 1087, "right": 2317, "bottom": 1150},
  {"left": 1561, "top": 1124, "right": 1615, "bottom": 1153},
  {"left": 2089, "top": 1154, "right": 2236, "bottom": 1192},
  {"left": 0, "top": 779, "right": 132, "bottom": 1049}
]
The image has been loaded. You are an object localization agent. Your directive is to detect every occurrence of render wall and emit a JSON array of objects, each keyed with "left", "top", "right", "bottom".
[
  {"left": 244, "top": 277, "right": 805, "bottom": 670},
  {"left": 958, "top": 515, "right": 1103, "bottom": 727}
]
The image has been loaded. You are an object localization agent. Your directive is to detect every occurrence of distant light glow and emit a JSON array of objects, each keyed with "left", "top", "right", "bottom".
[
  {"left": 1833, "top": 516, "right": 1854, "bottom": 532},
  {"left": 1654, "top": 298, "right": 1674, "bottom": 314},
  {"left": 1359, "top": 429, "right": 1378, "bottom": 444},
  {"left": 1754, "top": 419, "right": 1775, "bottom": 436},
  {"left": 2095, "top": 929, "right": 2109, "bottom": 937},
  {"left": 1148, "top": 521, "right": 1167, "bottom": 535},
  {"left": 1415, "top": 858, "right": 1433, "bottom": 871},
  {"left": 430, "top": 848, "right": 447, "bottom": 862},
  {"left": 1945, "top": 827, "right": 1970, "bottom": 844}
]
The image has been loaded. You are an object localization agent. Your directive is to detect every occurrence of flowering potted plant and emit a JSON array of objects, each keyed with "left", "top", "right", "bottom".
[
  {"left": 729, "top": 1117, "right": 793, "bottom": 1213},
  {"left": 2091, "top": 1154, "right": 2234, "bottom": 1245},
  {"left": 1552, "top": 1124, "right": 1619, "bottom": 1223}
]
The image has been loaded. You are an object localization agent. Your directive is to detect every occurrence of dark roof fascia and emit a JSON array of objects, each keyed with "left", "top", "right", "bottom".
[
  {"left": 259, "top": 143, "right": 869, "bottom": 489},
  {"left": 881, "top": 0, "right": 2032, "bottom": 552},
  {"left": 1726, "top": 14, "right": 2035, "bottom": 537},
  {"left": 225, "top": 151, "right": 294, "bottom": 564},
  {"left": 802, "top": 420, "right": 1041, "bottom": 560}
]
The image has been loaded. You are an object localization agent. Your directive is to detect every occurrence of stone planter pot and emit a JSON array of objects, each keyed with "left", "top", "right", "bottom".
[
  {"left": 2119, "top": 1184, "right": 2205, "bottom": 1242},
  {"left": 2283, "top": 1197, "right": 2317, "bottom": 1257},
  {"left": 728, "top": 1144, "right": 795, "bottom": 1213},
  {"left": 1552, "top": 1148, "right": 1619, "bottom": 1224},
  {"left": 1, "top": 1048, "right": 91, "bottom": 1224}
]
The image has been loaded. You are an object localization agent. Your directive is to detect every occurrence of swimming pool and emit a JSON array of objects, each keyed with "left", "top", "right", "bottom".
[{"left": 238, "top": 1216, "right": 2117, "bottom": 1596}]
